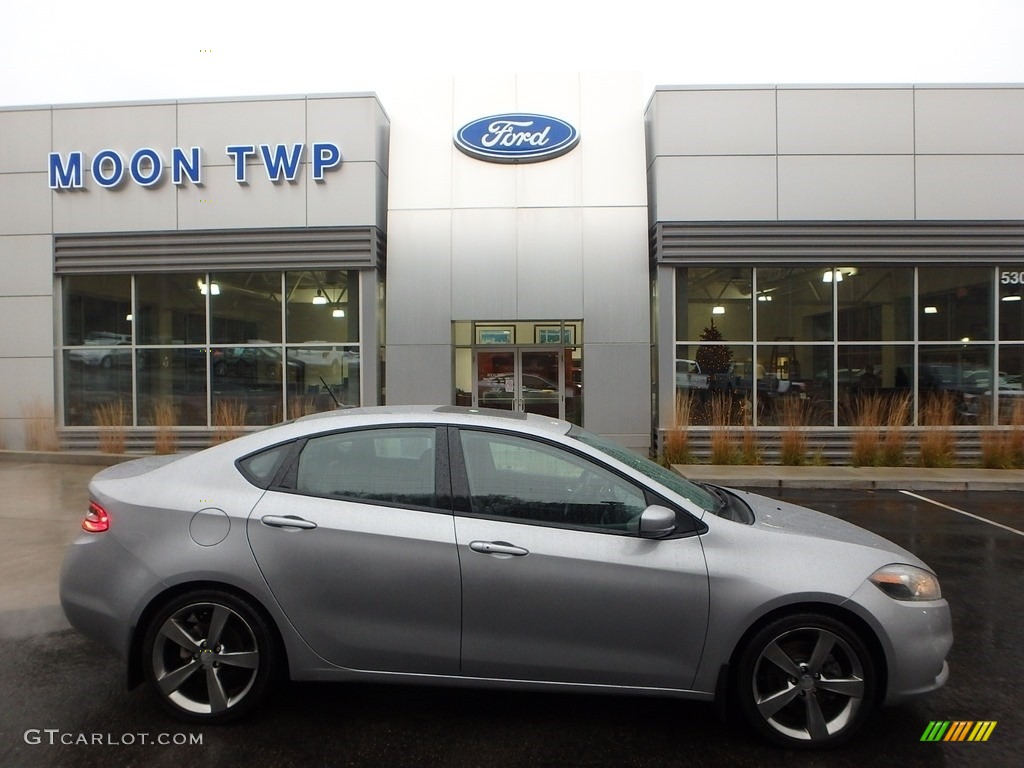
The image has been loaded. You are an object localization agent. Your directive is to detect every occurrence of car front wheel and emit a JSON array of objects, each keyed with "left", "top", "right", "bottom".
[
  {"left": 735, "top": 613, "right": 877, "bottom": 748},
  {"left": 142, "top": 590, "right": 279, "bottom": 723}
]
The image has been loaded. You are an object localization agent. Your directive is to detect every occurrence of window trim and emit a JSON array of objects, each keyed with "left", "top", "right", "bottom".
[
  {"left": 448, "top": 426, "right": 702, "bottom": 538},
  {"left": 269, "top": 424, "right": 453, "bottom": 515}
]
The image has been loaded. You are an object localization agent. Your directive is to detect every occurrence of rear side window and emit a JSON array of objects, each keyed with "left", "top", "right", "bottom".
[
  {"left": 237, "top": 443, "right": 292, "bottom": 488},
  {"left": 295, "top": 427, "right": 437, "bottom": 509}
]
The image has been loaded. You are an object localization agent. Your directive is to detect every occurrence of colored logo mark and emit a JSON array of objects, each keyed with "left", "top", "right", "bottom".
[
  {"left": 454, "top": 114, "right": 579, "bottom": 164},
  {"left": 921, "top": 721, "right": 997, "bottom": 742}
]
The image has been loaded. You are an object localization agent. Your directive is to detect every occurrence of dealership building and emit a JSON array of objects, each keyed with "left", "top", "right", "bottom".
[{"left": 1, "top": 75, "right": 1023, "bottom": 454}]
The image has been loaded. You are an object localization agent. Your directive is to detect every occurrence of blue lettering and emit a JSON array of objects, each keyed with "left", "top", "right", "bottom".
[
  {"left": 171, "top": 147, "right": 202, "bottom": 185},
  {"left": 225, "top": 145, "right": 255, "bottom": 183},
  {"left": 260, "top": 143, "right": 303, "bottom": 182},
  {"left": 311, "top": 142, "right": 341, "bottom": 180},
  {"left": 92, "top": 150, "right": 125, "bottom": 188},
  {"left": 48, "top": 152, "right": 84, "bottom": 189},
  {"left": 129, "top": 148, "right": 162, "bottom": 186}
]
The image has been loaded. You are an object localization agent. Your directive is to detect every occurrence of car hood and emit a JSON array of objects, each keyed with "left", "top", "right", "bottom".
[{"left": 725, "top": 487, "right": 924, "bottom": 565}]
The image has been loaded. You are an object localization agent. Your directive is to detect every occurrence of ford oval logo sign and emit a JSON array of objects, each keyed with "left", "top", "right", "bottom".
[{"left": 454, "top": 114, "right": 580, "bottom": 164}]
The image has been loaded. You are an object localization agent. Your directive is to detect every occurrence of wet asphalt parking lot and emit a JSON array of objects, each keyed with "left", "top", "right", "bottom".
[{"left": 0, "top": 461, "right": 1020, "bottom": 768}]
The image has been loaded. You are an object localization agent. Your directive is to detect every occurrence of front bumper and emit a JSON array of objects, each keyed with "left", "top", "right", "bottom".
[{"left": 846, "top": 579, "right": 953, "bottom": 705}]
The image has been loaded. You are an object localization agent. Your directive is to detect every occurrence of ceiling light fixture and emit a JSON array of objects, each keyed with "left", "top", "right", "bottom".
[
  {"left": 822, "top": 269, "right": 843, "bottom": 283},
  {"left": 924, "top": 306, "right": 938, "bottom": 314},
  {"left": 712, "top": 305, "right": 726, "bottom": 315},
  {"left": 312, "top": 289, "right": 328, "bottom": 305}
]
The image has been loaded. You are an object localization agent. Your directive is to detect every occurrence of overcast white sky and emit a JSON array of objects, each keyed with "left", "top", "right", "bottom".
[{"left": 3, "top": 0, "right": 1023, "bottom": 109}]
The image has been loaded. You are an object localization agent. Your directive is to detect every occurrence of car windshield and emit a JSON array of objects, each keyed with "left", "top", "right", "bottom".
[{"left": 568, "top": 426, "right": 719, "bottom": 513}]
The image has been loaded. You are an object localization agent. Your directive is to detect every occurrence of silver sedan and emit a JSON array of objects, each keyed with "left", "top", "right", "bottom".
[{"left": 59, "top": 406, "right": 951, "bottom": 748}]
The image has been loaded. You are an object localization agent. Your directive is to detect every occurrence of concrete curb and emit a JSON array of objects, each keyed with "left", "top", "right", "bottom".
[
  {"left": 0, "top": 450, "right": 144, "bottom": 466},
  {"left": 674, "top": 464, "right": 1024, "bottom": 492}
]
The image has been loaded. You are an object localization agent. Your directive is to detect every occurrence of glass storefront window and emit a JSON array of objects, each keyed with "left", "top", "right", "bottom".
[
  {"left": 995, "top": 345, "right": 1024, "bottom": 424},
  {"left": 756, "top": 267, "right": 833, "bottom": 342},
  {"left": 137, "top": 348, "right": 208, "bottom": 426},
  {"left": 136, "top": 273, "right": 206, "bottom": 345},
  {"left": 62, "top": 350, "right": 132, "bottom": 427},
  {"left": 673, "top": 343, "right": 754, "bottom": 425},
  {"left": 998, "top": 267, "right": 1024, "bottom": 340},
  {"left": 755, "top": 345, "right": 834, "bottom": 426},
  {"left": 919, "top": 344, "right": 993, "bottom": 425},
  {"left": 675, "top": 268, "right": 753, "bottom": 342},
  {"left": 287, "top": 344, "right": 361, "bottom": 410},
  {"left": 62, "top": 275, "right": 132, "bottom": 346},
  {"left": 211, "top": 272, "right": 282, "bottom": 344},
  {"left": 919, "top": 267, "right": 992, "bottom": 342},
  {"left": 838, "top": 267, "right": 914, "bottom": 341},
  {"left": 836, "top": 345, "right": 914, "bottom": 426},
  {"left": 285, "top": 270, "right": 359, "bottom": 344},
  {"left": 61, "top": 270, "right": 365, "bottom": 432}
]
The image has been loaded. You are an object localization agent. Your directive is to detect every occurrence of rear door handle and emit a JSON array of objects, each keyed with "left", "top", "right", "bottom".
[
  {"left": 469, "top": 540, "right": 529, "bottom": 557},
  {"left": 261, "top": 515, "right": 318, "bottom": 530}
]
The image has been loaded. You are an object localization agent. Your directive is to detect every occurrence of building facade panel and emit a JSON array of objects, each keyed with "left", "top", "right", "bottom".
[
  {"left": 916, "top": 155, "right": 1024, "bottom": 219},
  {"left": 305, "top": 162, "right": 386, "bottom": 229},
  {"left": 778, "top": 155, "right": 916, "bottom": 220},
  {"left": 52, "top": 174, "right": 178, "bottom": 233},
  {"left": 580, "top": 73, "right": 650, "bottom": 207},
  {"left": 650, "top": 155, "right": 778, "bottom": 222},
  {"left": 0, "top": 109, "right": 51, "bottom": 173},
  {"left": 175, "top": 98, "right": 308, "bottom": 169},
  {"left": 579, "top": 341, "right": 651, "bottom": 442},
  {"left": 51, "top": 103, "right": 178, "bottom": 162},
  {"left": 777, "top": 88, "right": 915, "bottom": 155},
  {"left": 0, "top": 235, "right": 52, "bottom": 295},
  {"left": 581, "top": 207, "right": 650, "bottom": 345},
  {"left": 175, "top": 164, "right": 308, "bottom": 230},
  {"left": 450, "top": 208, "right": 518, "bottom": 320},
  {"left": 915, "top": 87, "right": 1024, "bottom": 154},
  {"left": 0, "top": 173, "right": 53, "bottom": 235},
  {"left": 645, "top": 87, "right": 777, "bottom": 158},
  {"left": 386, "top": 209, "right": 454, "bottom": 345},
  {"left": 387, "top": 77, "right": 455, "bottom": 211},
  {"left": 305, "top": 95, "right": 391, "bottom": 171},
  {"left": 0, "top": 297, "right": 53, "bottom": 357},
  {"left": 514, "top": 207, "right": 585, "bottom": 320}
]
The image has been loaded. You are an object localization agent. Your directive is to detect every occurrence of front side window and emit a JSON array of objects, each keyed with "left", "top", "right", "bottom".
[
  {"left": 458, "top": 430, "right": 647, "bottom": 531},
  {"left": 295, "top": 428, "right": 437, "bottom": 509}
]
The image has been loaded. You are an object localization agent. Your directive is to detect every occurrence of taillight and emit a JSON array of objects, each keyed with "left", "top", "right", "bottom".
[{"left": 82, "top": 501, "right": 110, "bottom": 533}]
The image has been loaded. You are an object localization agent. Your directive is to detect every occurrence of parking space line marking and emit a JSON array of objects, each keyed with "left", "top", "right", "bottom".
[{"left": 899, "top": 490, "right": 1024, "bottom": 537}]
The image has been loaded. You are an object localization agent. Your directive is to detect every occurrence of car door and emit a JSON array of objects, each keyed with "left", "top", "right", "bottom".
[
  {"left": 452, "top": 427, "right": 710, "bottom": 690},
  {"left": 247, "top": 425, "right": 461, "bottom": 674}
]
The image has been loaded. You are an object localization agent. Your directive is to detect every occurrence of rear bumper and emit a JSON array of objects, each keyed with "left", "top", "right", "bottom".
[{"left": 59, "top": 532, "right": 164, "bottom": 658}]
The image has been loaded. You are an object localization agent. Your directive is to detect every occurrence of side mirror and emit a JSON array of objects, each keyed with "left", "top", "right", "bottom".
[{"left": 639, "top": 504, "right": 677, "bottom": 538}]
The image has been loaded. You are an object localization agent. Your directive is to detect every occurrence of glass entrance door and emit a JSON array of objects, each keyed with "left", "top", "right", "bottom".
[{"left": 475, "top": 348, "right": 565, "bottom": 419}]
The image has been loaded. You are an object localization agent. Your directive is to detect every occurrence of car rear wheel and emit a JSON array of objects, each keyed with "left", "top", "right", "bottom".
[
  {"left": 142, "top": 590, "right": 279, "bottom": 723},
  {"left": 735, "top": 613, "right": 877, "bottom": 748}
]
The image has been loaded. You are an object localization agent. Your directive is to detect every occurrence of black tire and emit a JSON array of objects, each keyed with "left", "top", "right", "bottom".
[
  {"left": 734, "top": 613, "right": 877, "bottom": 748},
  {"left": 142, "top": 590, "right": 280, "bottom": 723}
]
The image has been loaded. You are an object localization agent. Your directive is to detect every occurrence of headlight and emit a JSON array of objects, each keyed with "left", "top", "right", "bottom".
[{"left": 869, "top": 564, "right": 942, "bottom": 601}]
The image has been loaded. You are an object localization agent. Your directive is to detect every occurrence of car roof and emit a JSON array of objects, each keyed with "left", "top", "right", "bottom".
[{"left": 289, "top": 405, "right": 572, "bottom": 437}]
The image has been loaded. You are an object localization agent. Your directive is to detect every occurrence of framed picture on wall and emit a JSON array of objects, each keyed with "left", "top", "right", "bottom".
[
  {"left": 476, "top": 326, "right": 515, "bottom": 345},
  {"left": 535, "top": 325, "right": 575, "bottom": 345}
]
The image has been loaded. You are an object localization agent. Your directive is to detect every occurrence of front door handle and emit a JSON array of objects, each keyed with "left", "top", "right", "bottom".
[
  {"left": 261, "top": 515, "right": 318, "bottom": 530},
  {"left": 469, "top": 540, "right": 529, "bottom": 557}
]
